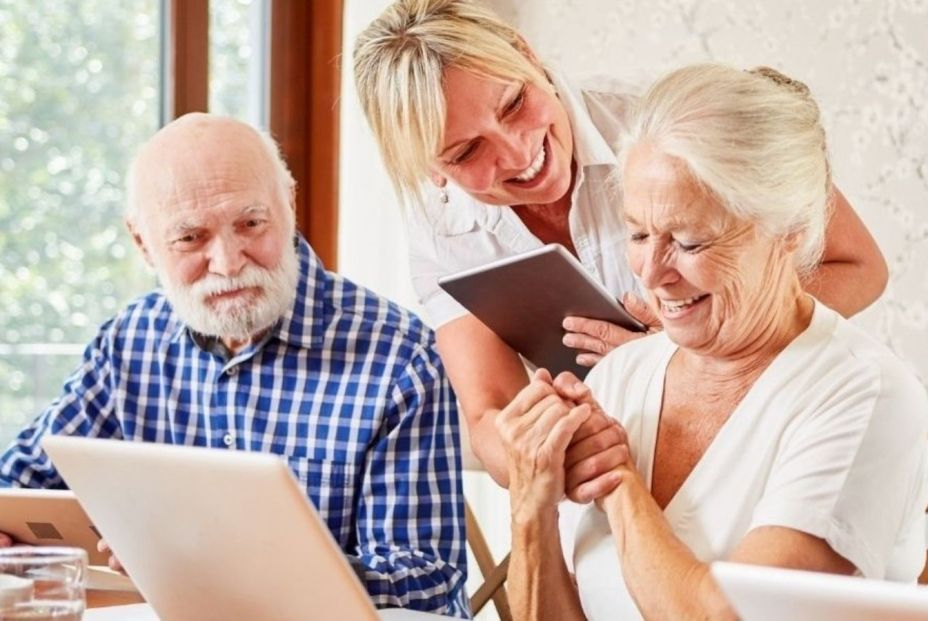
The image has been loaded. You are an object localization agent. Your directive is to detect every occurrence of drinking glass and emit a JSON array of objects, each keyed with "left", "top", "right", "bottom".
[{"left": 0, "top": 546, "right": 86, "bottom": 620}]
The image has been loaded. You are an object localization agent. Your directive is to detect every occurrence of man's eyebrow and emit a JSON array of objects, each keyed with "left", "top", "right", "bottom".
[
  {"left": 168, "top": 221, "right": 201, "bottom": 235},
  {"left": 239, "top": 204, "right": 270, "bottom": 217}
]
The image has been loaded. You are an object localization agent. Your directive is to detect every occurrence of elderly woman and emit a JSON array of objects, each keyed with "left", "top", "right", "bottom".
[
  {"left": 498, "top": 63, "right": 928, "bottom": 620},
  {"left": 353, "top": 0, "right": 889, "bottom": 492}
]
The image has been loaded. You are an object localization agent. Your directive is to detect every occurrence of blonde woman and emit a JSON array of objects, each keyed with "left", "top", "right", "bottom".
[
  {"left": 354, "top": 0, "right": 889, "bottom": 495},
  {"left": 497, "top": 63, "right": 928, "bottom": 620}
]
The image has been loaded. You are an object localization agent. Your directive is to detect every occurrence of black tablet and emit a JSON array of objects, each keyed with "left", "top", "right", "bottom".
[{"left": 437, "top": 244, "right": 647, "bottom": 378}]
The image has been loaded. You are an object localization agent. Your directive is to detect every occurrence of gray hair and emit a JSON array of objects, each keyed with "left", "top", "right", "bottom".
[
  {"left": 124, "top": 114, "right": 296, "bottom": 228},
  {"left": 617, "top": 63, "right": 831, "bottom": 273},
  {"left": 353, "top": 0, "right": 548, "bottom": 207}
]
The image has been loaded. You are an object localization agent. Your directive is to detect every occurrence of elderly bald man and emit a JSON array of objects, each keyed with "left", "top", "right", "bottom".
[{"left": 0, "top": 113, "right": 470, "bottom": 617}]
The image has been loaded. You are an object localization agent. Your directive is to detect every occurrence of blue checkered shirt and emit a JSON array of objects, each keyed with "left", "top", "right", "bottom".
[{"left": 0, "top": 236, "right": 470, "bottom": 617}]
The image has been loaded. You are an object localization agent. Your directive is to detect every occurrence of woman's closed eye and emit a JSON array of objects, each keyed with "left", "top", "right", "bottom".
[
  {"left": 449, "top": 141, "right": 479, "bottom": 166},
  {"left": 674, "top": 238, "right": 705, "bottom": 254},
  {"left": 503, "top": 85, "right": 526, "bottom": 117}
]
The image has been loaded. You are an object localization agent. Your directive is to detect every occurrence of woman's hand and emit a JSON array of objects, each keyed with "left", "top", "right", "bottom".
[
  {"left": 562, "top": 293, "right": 661, "bottom": 367},
  {"left": 497, "top": 369, "right": 594, "bottom": 523},
  {"left": 0, "top": 532, "right": 12, "bottom": 548},
  {"left": 547, "top": 372, "right": 630, "bottom": 503}
]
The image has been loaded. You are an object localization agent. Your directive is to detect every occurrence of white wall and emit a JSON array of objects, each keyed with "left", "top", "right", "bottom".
[
  {"left": 339, "top": 0, "right": 418, "bottom": 311},
  {"left": 340, "top": 1, "right": 928, "bottom": 618}
]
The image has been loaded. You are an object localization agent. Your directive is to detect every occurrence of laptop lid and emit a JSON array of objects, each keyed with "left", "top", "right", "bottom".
[
  {"left": 711, "top": 561, "right": 928, "bottom": 621},
  {"left": 42, "top": 436, "right": 379, "bottom": 621}
]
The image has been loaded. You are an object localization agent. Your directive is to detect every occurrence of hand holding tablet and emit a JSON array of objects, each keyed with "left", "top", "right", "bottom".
[{"left": 438, "top": 244, "right": 649, "bottom": 377}]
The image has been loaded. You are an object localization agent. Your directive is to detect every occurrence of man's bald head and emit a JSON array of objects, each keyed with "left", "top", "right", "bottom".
[{"left": 125, "top": 113, "right": 295, "bottom": 234}]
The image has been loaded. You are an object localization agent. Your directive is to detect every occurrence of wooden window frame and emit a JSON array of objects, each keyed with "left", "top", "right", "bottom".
[{"left": 269, "top": 1, "right": 343, "bottom": 270}]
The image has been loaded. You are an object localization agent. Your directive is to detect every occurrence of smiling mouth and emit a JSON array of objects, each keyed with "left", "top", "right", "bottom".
[
  {"left": 508, "top": 139, "right": 547, "bottom": 184},
  {"left": 660, "top": 294, "right": 709, "bottom": 314}
]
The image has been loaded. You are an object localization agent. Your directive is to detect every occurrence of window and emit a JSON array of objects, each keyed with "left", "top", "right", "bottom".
[
  {"left": 209, "top": 0, "right": 269, "bottom": 127},
  {"left": 0, "top": 1, "right": 160, "bottom": 446}
]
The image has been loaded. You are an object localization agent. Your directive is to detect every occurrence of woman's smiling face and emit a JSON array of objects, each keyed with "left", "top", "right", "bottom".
[
  {"left": 433, "top": 66, "right": 574, "bottom": 207},
  {"left": 623, "top": 143, "right": 798, "bottom": 357}
]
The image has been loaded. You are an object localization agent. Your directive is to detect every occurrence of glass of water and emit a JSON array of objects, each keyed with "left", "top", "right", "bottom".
[{"left": 0, "top": 546, "right": 86, "bottom": 620}]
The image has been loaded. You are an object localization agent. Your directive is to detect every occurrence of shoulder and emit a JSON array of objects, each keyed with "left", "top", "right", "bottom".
[
  {"left": 321, "top": 269, "right": 438, "bottom": 357},
  {"left": 98, "top": 289, "right": 181, "bottom": 345},
  {"left": 796, "top": 304, "right": 927, "bottom": 437},
  {"left": 828, "top": 313, "right": 927, "bottom": 428}
]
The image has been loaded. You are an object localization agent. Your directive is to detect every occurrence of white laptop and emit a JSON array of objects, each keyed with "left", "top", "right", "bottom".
[
  {"left": 42, "top": 435, "right": 458, "bottom": 621},
  {"left": 711, "top": 561, "right": 928, "bottom": 621}
]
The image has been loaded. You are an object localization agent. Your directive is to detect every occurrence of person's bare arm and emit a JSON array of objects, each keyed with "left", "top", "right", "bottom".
[
  {"left": 802, "top": 188, "right": 888, "bottom": 317},
  {"left": 436, "top": 315, "right": 529, "bottom": 486},
  {"left": 601, "top": 467, "right": 855, "bottom": 620},
  {"left": 499, "top": 374, "right": 594, "bottom": 621}
]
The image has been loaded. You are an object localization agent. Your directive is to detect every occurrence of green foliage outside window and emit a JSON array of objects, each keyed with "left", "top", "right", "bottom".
[{"left": 0, "top": 0, "right": 159, "bottom": 445}]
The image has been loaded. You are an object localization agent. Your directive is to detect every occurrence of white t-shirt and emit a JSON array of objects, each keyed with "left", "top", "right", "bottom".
[
  {"left": 560, "top": 301, "right": 928, "bottom": 621},
  {"left": 405, "top": 71, "right": 642, "bottom": 328}
]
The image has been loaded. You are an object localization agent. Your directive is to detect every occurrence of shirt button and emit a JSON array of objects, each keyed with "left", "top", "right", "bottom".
[
  {"left": 222, "top": 433, "right": 234, "bottom": 447},
  {"left": 225, "top": 366, "right": 238, "bottom": 376}
]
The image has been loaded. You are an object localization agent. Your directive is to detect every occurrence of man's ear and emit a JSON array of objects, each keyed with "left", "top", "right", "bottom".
[{"left": 125, "top": 218, "right": 154, "bottom": 268}]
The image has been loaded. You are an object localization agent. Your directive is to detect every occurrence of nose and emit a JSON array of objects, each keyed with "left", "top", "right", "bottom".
[
  {"left": 637, "top": 241, "right": 678, "bottom": 291},
  {"left": 493, "top": 130, "right": 533, "bottom": 173},
  {"left": 207, "top": 234, "right": 247, "bottom": 277}
]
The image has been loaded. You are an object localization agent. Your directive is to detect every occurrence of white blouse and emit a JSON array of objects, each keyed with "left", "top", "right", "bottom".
[{"left": 560, "top": 301, "right": 928, "bottom": 620}]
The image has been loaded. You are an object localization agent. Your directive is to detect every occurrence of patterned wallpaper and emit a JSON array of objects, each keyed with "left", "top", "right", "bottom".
[{"left": 490, "top": 0, "right": 928, "bottom": 383}]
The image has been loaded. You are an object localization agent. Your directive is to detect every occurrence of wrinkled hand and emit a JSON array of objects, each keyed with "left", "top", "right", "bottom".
[
  {"left": 562, "top": 293, "right": 661, "bottom": 367},
  {"left": 497, "top": 369, "right": 594, "bottom": 522},
  {"left": 547, "top": 372, "right": 629, "bottom": 503},
  {"left": 97, "top": 539, "right": 127, "bottom": 575}
]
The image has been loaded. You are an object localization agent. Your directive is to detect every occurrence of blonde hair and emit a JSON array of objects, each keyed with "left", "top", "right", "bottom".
[
  {"left": 353, "top": 0, "right": 548, "bottom": 207},
  {"left": 617, "top": 63, "right": 832, "bottom": 273}
]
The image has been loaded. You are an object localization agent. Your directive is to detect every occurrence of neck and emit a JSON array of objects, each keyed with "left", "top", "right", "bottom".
[
  {"left": 512, "top": 159, "right": 578, "bottom": 251},
  {"left": 221, "top": 329, "right": 267, "bottom": 356}
]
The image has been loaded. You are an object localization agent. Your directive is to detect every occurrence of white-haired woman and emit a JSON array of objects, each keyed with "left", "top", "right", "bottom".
[
  {"left": 353, "top": 0, "right": 889, "bottom": 495},
  {"left": 497, "top": 63, "right": 928, "bottom": 620}
]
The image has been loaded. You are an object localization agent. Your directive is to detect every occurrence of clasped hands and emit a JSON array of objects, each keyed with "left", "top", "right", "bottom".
[{"left": 497, "top": 368, "right": 630, "bottom": 521}]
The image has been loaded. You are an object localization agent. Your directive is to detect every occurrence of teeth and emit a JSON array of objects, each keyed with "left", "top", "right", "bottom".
[
  {"left": 514, "top": 143, "right": 546, "bottom": 182},
  {"left": 661, "top": 295, "right": 705, "bottom": 312}
]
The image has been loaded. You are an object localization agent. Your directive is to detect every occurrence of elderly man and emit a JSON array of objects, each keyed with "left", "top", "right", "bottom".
[{"left": 0, "top": 113, "right": 469, "bottom": 617}]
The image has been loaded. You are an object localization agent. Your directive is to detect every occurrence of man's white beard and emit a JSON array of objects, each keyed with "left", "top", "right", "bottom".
[{"left": 159, "top": 244, "right": 300, "bottom": 342}]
